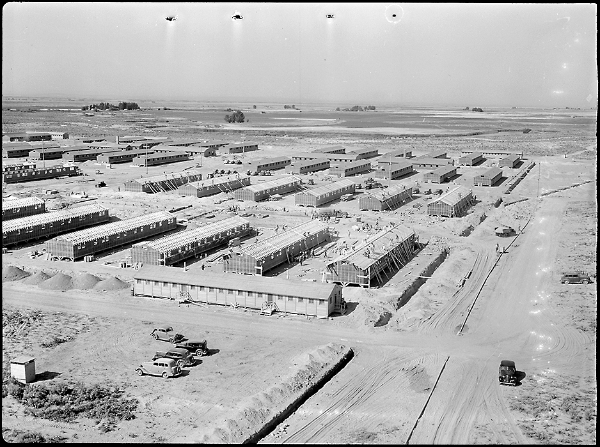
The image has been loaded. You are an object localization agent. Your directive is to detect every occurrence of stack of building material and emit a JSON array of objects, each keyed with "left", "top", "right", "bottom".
[
  {"left": 3, "top": 204, "right": 109, "bottom": 246},
  {"left": 2, "top": 197, "right": 45, "bottom": 221},
  {"left": 45, "top": 211, "right": 176, "bottom": 261},
  {"left": 234, "top": 176, "right": 302, "bottom": 201},
  {"left": 223, "top": 220, "right": 329, "bottom": 275},
  {"left": 123, "top": 169, "right": 202, "bottom": 193},
  {"left": 325, "top": 224, "right": 416, "bottom": 288},
  {"left": 295, "top": 179, "right": 356, "bottom": 207},
  {"left": 131, "top": 216, "right": 251, "bottom": 266}
]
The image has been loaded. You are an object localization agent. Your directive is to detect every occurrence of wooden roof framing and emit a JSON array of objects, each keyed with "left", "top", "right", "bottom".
[
  {"left": 2, "top": 197, "right": 45, "bottom": 212},
  {"left": 2, "top": 204, "right": 108, "bottom": 233}
]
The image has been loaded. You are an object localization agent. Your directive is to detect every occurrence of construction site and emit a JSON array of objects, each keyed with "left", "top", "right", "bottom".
[{"left": 1, "top": 99, "right": 596, "bottom": 446}]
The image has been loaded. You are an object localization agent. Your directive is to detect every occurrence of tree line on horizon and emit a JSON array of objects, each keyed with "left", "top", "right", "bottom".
[
  {"left": 335, "top": 105, "right": 376, "bottom": 112},
  {"left": 81, "top": 102, "right": 140, "bottom": 111}
]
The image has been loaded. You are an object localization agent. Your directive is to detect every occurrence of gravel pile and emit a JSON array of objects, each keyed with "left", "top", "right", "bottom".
[
  {"left": 22, "top": 271, "right": 52, "bottom": 285},
  {"left": 93, "top": 276, "right": 129, "bottom": 291},
  {"left": 71, "top": 273, "right": 101, "bottom": 290},
  {"left": 39, "top": 272, "right": 73, "bottom": 291},
  {"left": 2, "top": 266, "right": 30, "bottom": 282}
]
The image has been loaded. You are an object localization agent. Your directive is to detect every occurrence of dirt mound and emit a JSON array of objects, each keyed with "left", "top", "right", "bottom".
[
  {"left": 93, "top": 276, "right": 129, "bottom": 291},
  {"left": 39, "top": 272, "right": 73, "bottom": 291},
  {"left": 22, "top": 271, "right": 52, "bottom": 285},
  {"left": 71, "top": 273, "right": 101, "bottom": 290},
  {"left": 2, "top": 266, "right": 30, "bottom": 282}
]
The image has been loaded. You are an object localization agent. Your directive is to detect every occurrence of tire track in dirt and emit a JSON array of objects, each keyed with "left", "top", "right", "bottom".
[{"left": 276, "top": 350, "right": 442, "bottom": 444}]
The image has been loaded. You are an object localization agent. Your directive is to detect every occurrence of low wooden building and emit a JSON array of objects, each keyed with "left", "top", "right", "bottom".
[
  {"left": 62, "top": 147, "right": 122, "bottom": 163},
  {"left": 2, "top": 166, "right": 81, "bottom": 184},
  {"left": 131, "top": 216, "right": 251, "bottom": 266},
  {"left": 45, "top": 211, "right": 176, "bottom": 261},
  {"left": 223, "top": 220, "right": 330, "bottom": 276},
  {"left": 2, "top": 197, "right": 45, "bottom": 221},
  {"left": 499, "top": 154, "right": 521, "bottom": 168},
  {"left": 311, "top": 145, "right": 346, "bottom": 154},
  {"left": 347, "top": 148, "right": 379, "bottom": 159},
  {"left": 358, "top": 185, "right": 413, "bottom": 211},
  {"left": 473, "top": 167, "right": 503, "bottom": 186},
  {"left": 234, "top": 176, "right": 302, "bottom": 202},
  {"left": 27, "top": 145, "right": 66, "bottom": 160},
  {"left": 426, "top": 149, "right": 448, "bottom": 159},
  {"left": 458, "top": 152, "right": 484, "bottom": 166},
  {"left": 247, "top": 156, "right": 291, "bottom": 172},
  {"left": 132, "top": 152, "right": 189, "bottom": 167},
  {"left": 373, "top": 160, "right": 414, "bottom": 180},
  {"left": 461, "top": 149, "right": 524, "bottom": 158},
  {"left": 324, "top": 153, "right": 361, "bottom": 163},
  {"left": 123, "top": 170, "right": 202, "bottom": 193},
  {"left": 325, "top": 224, "right": 416, "bottom": 288},
  {"left": 427, "top": 186, "right": 474, "bottom": 217},
  {"left": 290, "top": 153, "right": 324, "bottom": 162},
  {"left": 294, "top": 179, "right": 356, "bottom": 207},
  {"left": 132, "top": 265, "right": 343, "bottom": 318},
  {"left": 285, "top": 159, "right": 330, "bottom": 175},
  {"left": 329, "top": 160, "right": 371, "bottom": 177},
  {"left": 97, "top": 149, "right": 154, "bottom": 165},
  {"left": 3, "top": 204, "right": 110, "bottom": 246},
  {"left": 222, "top": 142, "right": 259, "bottom": 154},
  {"left": 423, "top": 165, "right": 457, "bottom": 183},
  {"left": 178, "top": 174, "right": 250, "bottom": 198},
  {"left": 381, "top": 148, "right": 413, "bottom": 159},
  {"left": 2, "top": 142, "right": 35, "bottom": 158},
  {"left": 411, "top": 157, "right": 454, "bottom": 169}
]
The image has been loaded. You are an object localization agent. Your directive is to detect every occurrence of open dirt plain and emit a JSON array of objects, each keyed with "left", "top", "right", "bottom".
[{"left": 2, "top": 101, "right": 597, "bottom": 443}]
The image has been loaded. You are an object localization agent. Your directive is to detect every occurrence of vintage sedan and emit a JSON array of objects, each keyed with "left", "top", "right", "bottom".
[
  {"left": 174, "top": 340, "right": 208, "bottom": 357},
  {"left": 136, "top": 358, "right": 181, "bottom": 378},
  {"left": 150, "top": 326, "right": 184, "bottom": 343}
]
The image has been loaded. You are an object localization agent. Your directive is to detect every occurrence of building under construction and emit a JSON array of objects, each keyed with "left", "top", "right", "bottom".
[
  {"left": 132, "top": 265, "right": 342, "bottom": 318},
  {"left": 329, "top": 160, "right": 371, "bottom": 177},
  {"left": 132, "top": 152, "right": 189, "bottom": 167},
  {"left": 223, "top": 220, "right": 330, "bottom": 276},
  {"left": 458, "top": 152, "right": 484, "bottom": 166},
  {"left": 2, "top": 197, "right": 45, "bottom": 221},
  {"left": 473, "top": 167, "right": 503, "bottom": 186},
  {"left": 358, "top": 185, "right": 413, "bottom": 211},
  {"left": 423, "top": 165, "right": 457, "bottom": 183},
  {"left": 234, "top": 176, "right": 302, "bottom": 202},
  {"left": 427, "top": 186, "right": 474, "bottom": 217},
  {"left": 325, "top": 224, "right": 416, "bottom": 288},
  {"left": 2, "top": 166, "right": 81, "bottom": 184},
  {"left": 374, "top": 160, "right": 414, "bottom": 180},
  {"left": 285, "top": 159, "right": 330, "bottom": 175},
  {"left": 45, "top": 211, "right": 176, "bottom": 261},
  {"left": 131, "top": 216, "right": 251, "bottom": 266},
  {"left": 3, "top": 204, "right": 110, "bottom": 246},
  {"left": 294, "top": 179, "right": 356, "bottom": 207},
  {"left": 178, "top": 174, "right": 250, "bottom": 198},
  {"left": 123, "top": 169, "right": 202, "bottom": 193}
]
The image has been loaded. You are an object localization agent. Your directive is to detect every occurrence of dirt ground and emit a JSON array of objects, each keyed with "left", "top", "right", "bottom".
[{"left": 2, "top": 103, "right": 597, "bottom": 443}]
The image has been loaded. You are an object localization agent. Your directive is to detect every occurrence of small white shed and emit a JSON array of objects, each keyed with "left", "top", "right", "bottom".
[{"left": 11, "top": 355, "right": 36, "bottom": 383}]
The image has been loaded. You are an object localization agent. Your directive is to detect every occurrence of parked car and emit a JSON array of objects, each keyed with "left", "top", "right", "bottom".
[
  {"left": 151, "top": 326, "right": 184, "bottom": 343},
  {"left": 560, "top": 272, "right": 591, "bottom": 284},
  {"left": 498, "top": 360, "right": 517, "bottom": 385},
  {"left": 136, "top": 358, "right": 181, "bottom": 378},
  {"left": 174, "top": 340, "right": 209, "bottom": 357},
  {"left": 495, "top": 226, "right": 515, "bottom": 237},
  {"left": 152, "top": 347, "right": 194, "bottom": 368}
]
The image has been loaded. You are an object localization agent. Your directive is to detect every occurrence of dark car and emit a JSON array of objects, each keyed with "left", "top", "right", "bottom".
[
  {"left": 499, "top": 360, "right": 517, "bottom": 385},
  {"left": 151, "top": 326, "right": 184, "bottom": 343},
  {"left": 560, "top": 272, "right": 591, "bottom": 284},
  {"left": 152, "top": 347, "right": 194, "bottom": 368},
  {"left": 174, "top": 340, "right": 208, "bottom": 357}
]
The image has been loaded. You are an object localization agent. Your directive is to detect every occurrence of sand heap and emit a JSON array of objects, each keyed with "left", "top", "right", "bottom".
[
  {"left": 39, "top": 273, "right": 73, "bottom": 291},
  {"left": 22, "top": 271, "right": 52, "bottom": 285},
  {"left": 71, "top": 273, "right": 101, "bottom": 290},
  {"left": 2, "top": 266, "right": 30, "bottom": 282},
  {"left": 93, "top": 276, "right": 129, "bottom": 291}
]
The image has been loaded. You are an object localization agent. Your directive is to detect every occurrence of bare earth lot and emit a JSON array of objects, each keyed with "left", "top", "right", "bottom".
[{"left": 2, "top": 102, "right": 596, "bottom": 443}]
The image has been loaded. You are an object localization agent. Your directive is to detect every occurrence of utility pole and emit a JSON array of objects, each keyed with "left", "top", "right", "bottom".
[{"left": 537, "top": 160, "right": 541, "bottom": 198}]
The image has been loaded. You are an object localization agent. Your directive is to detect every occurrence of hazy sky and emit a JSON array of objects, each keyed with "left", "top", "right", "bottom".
[{"left": 2, "top": 3, "right": 597, "bottom": 107}]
